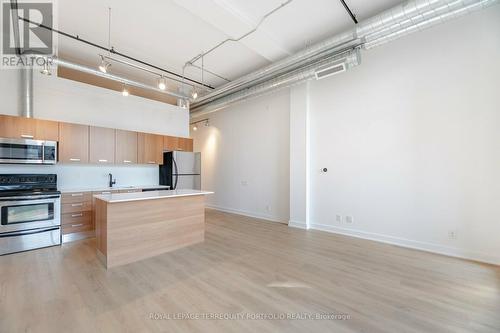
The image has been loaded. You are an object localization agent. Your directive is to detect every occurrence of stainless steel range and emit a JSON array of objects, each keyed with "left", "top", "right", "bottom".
[{"left": 0, "top": 174, "right": 61, "bottom": 255}]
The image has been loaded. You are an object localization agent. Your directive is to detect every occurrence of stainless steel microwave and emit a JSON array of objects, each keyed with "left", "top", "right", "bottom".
[{"left": 0, "top": 138, "right": 57, "bottom": 164}]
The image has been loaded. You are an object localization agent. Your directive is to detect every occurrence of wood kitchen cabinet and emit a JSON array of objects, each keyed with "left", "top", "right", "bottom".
[
  {"left": 164, "top": 136, "right": 193, "bottom": 152},
  {"left": 115, "top": 129, "right": 138, "bottom": 164},
  {"left": 89, "top": 126, "right": 115, "bottom": 164},
  {"left": 59, "top": 122, "right": 89, "bottom": 163},
  {"left": 0, "top": 115, "right": 59, "bottom": 141},
  {"left": 34, "top": 119, "right": 59, "bottom": 141},
  {"left": 138, "top": 132, "right": 163, "bottom": 164}
]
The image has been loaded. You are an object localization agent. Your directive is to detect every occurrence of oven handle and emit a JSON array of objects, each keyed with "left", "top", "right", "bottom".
[
  {"left": 0, "top": 226, "right": 59, "bottom": 238},
  {"left": 0, "top": 195, "right": 60, "bottom": 201}
]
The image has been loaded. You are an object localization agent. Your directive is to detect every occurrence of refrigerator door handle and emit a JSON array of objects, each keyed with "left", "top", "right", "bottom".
[{"left": 173, "top": 157, "right": 179, "bottom": 190}]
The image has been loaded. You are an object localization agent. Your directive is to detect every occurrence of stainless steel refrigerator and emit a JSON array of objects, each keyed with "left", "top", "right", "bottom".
[{"left": 159, "top": 151, "right": 201, "bottom": 190}]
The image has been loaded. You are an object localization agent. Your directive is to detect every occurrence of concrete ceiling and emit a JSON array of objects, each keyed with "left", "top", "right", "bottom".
[{"left": 56, "top": 0, "right": 403, "bottom": 93}]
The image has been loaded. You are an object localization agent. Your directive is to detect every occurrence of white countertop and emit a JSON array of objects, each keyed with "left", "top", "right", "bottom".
[
  {"left": 94, "top": 189, "right": 214, "bottom": 203},
  {"left": 60, "top": 185, "right": 171, "bottom": 193}
]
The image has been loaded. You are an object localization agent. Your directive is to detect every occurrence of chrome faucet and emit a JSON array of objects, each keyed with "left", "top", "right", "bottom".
[{"left": 108, "top": 173, "right": 116, "bottom": 188}]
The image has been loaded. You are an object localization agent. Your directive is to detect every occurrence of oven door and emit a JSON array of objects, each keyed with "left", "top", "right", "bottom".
[
  {"left": 0, "top": 138, "right": 57, "bottom": 164},
  {"left": 0, "top": 195, "right": 61, "bottom": 233}
]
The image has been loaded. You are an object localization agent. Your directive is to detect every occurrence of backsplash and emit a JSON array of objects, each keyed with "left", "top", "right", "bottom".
[{"left": 0, "top": 164, "right": 159, "bottom": 189}]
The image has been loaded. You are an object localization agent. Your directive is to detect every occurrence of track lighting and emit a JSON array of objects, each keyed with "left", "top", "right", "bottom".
[
  {"left": 190, "top": 118, "right": 209, "bottom": 131},
  {"left": 98, "top": 56, "right": 111, "bottom": 73},
  {"left": 122, "top": 85, "right": 129, "bottom": 96},
  {"left": 40, "top": 61, "right": 51, "bottom": 75},
  {"left": 191, "top": 89, "right": 198, "bottom": 100},
  {"left": 158, "top": 76, "right": 166, "bottom": 90}
]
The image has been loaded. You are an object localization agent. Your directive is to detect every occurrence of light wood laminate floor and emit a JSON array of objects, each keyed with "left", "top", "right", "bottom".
[{"left": 1, "top": 209, "right": 499, "bottom": 333}]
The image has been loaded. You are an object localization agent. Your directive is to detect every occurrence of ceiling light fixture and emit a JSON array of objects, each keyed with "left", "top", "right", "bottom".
[
  {"left": 122, "top": 84, "right": 129, "bottom": 97},
  {"left": 190, "top": 118, "right": 210, "bottom": 131},
  {"left": 191, "top": 89, "right": 198, "bottom": 100},
  {"left": 99, "top": 55, "right": 110, "bottom": 73},
  {"left": 158, "top": 76, "right": 167, "bottom": 90},
  {"left": 40, "top": 61, "right": 51, "bottom": 75}
]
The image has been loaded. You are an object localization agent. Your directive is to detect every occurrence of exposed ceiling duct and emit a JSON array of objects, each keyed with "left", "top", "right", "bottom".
[
  {"left": 47, "top": 58, "right": 190, "bottom": 100},
  {"left": 190, "top": 0, "right": 499, "bottom": 118},
  {"left": 20, "top": 67, "right": 34, "bottom": 118}
]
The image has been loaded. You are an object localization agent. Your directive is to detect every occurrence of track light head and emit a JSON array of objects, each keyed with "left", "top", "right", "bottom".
[
  {"left": 158, "top": 76, "right": 167, "bottom": 90},
  {"left": 99, "top": 56, "right": 111, "bottom": 73},
  {"left": 40, "top": 61, "right": 51, "bottom": 75},
  {"left": 122, "top": 85, "right": 129, "bottom": 96},
  {"left": 191, "top": 90, "right": 198, "bottom": 100},
  {"left": 204, "top": 120, "right": 209, "bottom": 127}
]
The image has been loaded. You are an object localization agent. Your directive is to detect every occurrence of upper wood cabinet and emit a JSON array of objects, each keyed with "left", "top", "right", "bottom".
[
  {"left": 35, "top": 119, "right": 59, "bottom": 141},
  {"left": 115, "top": 129, "right": 137, "bottom": 164},
  {"left": 59, "top": 122, "right": 89, "bottom": 163},
  {"left": 89, "top": 126, "right": 115, "bottom": 164},
  {"left": 0, "top": 115, "right": 58, "bottom": 141},
  {"left": 138, "top": 133, "right": 163, "bottom": 165},
  {"left": 164, "top": 136, "right": 194, "bottom": 152}
]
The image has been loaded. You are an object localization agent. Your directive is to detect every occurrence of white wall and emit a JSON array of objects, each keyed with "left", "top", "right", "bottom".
[
  {"left": 191, "top": 89, "right": 290, "bottom": 223},
  {"left": 308, "top": 7, "right": 500, "bottom": 264},
  {"left": 0, "top": 71, "right": 189, "bottom": 137}
]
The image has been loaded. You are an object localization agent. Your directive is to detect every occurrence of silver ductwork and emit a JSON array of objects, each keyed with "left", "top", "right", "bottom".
[
  {"left": 52, "top": 58, "right": 189, "bottom": 100},
  {"left": 20, "top": 66, "right": 34, "bottom": 118},
  {"left": 190, "top": 0, "right": 498, "bottom": 117}
]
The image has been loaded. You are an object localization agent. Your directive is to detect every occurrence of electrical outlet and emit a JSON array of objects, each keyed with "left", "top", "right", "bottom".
[
  {"left": 335, "top": 215, "right": 342, "bottom": 223},
  {"left": 345, "top": 216, "right": 354, "bottom": 224},
  {"left": 448, "top": 230, "right": 458, "bottom": 240}
]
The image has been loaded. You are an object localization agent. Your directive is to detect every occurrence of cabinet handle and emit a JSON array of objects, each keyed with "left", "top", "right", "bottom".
[
  {"left": 21, "top": 134, "right": 34, "bottom": 139},
  {"left": 101, "top": 191, "right": 111, "bottom": 194},
  {"left": 71, "top": 203, "right": 83, "bottom": 207},
  {"left": 98, "top": 159, "right": 108, "bottom": 163},
  {"left": 71, "top": 213, "right": 83, "bottom": 218},
  {"left": 69, "top": 158, "right": 81, "bottom": 162},
  {"left": 71, "top": 193, "right": 83, "bottom": 197},
  {"left": 71, "top": 224, "right": 84, "bottom": 227},
  {"left": 123, "top": 160, "right": 132, "bottom": 163},
  {"left": 148, "top": 161, "right": 156, "bottom": 164}
]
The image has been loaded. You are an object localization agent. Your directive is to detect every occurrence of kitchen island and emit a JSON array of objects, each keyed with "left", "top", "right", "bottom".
[{"left": 94, "top": 189, "right": 213, "bottom": 268}]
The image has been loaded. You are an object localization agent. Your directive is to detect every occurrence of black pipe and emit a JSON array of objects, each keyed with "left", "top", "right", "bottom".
[
  {"left": 339, "top": 0, "right": 358, "bottom": 24},
  {"left": 18, "top": 17, "right": 215, "bottom": 90}
]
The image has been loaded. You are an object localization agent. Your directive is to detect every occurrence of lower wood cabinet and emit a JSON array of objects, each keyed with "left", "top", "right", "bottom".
[{"left": 61, "top": 192, "right": 93, "bottom": 241}]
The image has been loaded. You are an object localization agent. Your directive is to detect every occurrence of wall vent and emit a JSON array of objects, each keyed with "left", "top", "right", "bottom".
[{"left": 314, "top": 62, "right": 346, "bottom": 80}]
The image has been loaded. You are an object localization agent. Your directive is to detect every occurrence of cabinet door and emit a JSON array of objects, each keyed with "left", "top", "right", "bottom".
[
  {"left": 115, "top": 129, "right": 138, "bottom": 164},
  {"left": 59, "top": 122, "right": 89, "bottom": 163},
  {"left": 138, "top": 133, "right": 163, "bottom": 164},
  {"left": 163, "top": 135, "right": 178, "bottom": 151},
  {"left": 35, "top": 119, "right": 59, "bottom": 141},
  {"left": 89, "top": 126, "right": 115, "bottom": 164},
  {"left": 179, "top": 138, "right": 194, "bottom": 152},
  {"left": 0, "top": 115, "right": 36, "bottom": 139}
]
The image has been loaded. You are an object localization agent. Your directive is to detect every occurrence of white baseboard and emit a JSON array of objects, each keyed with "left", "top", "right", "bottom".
[
  {"left": 206, "top": 204, "right": 287, "bottom": 224},
  {"left": 288, "top": 220, "right": 309, "bottom": 229},
  {"left": 310, "top": 223, "right": 500, "bottom": 266}
]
